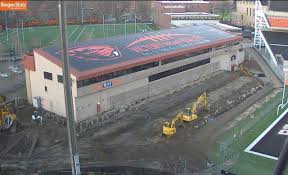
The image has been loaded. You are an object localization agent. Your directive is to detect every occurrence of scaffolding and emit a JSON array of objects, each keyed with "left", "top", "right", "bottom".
[{"left": 253, "top": 0, "right": 269, "bottom": 49}]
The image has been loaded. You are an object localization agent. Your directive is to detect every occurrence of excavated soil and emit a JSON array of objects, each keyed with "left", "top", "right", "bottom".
[{"left": 0, "top": 65, "right": 271, "bottom": 174}]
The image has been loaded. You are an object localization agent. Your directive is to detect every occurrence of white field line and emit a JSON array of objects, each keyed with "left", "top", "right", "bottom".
[
  {"left": 244, "top": 107, "right": 288, "bottom": 160},
  {"left": 0, "top": 29, "right": 17, "bottom": 40},
  {"left": 74, "top": 25, "right": 87, "bottom": 43},
  {"left": 49, "top": 26, "right": 79, "bottom": 45},
  {"left": 68, "top": 25, "right": 80, "bottom": 39},
  {"left": 145, "top": 24, "right": 153, "bottom": 31}
]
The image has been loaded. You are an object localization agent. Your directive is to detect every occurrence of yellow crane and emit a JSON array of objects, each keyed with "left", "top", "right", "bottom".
[
  {"left": 0, "top": 95, "right": 16, "bottom": 131},
  {"left": 163, "top": 112, "right": 183, "bottom": 136},
  {"left": 182, "top": 92, "right": 208, "bottom": 122}
]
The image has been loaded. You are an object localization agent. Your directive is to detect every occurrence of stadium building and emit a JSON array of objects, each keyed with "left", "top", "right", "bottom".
[{"left": 22, "top": 24, "right": 244, "bottom": 121}]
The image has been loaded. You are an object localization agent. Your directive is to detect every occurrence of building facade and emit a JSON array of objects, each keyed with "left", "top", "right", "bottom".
[
  {"left": 231, "top": 0, "right": 269, "bottom": 28},
  {"left": 23, "top": 25, "right": 244, "bottom": 122},
  {"left": 153, "top": 1, "right": 213, "bottom": 29}
]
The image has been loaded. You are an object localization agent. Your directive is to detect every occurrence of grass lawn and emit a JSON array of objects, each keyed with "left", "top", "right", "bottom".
[
  {"left": 0, "top": 23, "right": 158, "bottom": 52},
  {"left": 208, "top": 91, "right": 288, "bottom": 175}
]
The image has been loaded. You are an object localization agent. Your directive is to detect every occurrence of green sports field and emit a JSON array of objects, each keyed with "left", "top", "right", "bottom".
[
  {"left": 0, "top": 23, "right": 158, "bottom": 52},
  {"left": 208, "top": 91, "right": 288, "bottom": 175}
]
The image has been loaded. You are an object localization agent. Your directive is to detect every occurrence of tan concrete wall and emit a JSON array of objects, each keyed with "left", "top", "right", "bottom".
[
  {"left": 76, "top": 44, "right": 244, "bottom": 121},
  {"left": 24, "top": 69, "right": 32, "bottom": 104},
  {"left": 29, "top": 52, "right": 78, "bottom": 119}
]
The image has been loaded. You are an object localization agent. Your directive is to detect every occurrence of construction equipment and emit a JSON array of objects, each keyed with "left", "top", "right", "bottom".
[
  {"left": 235, "top": 64, "right": 253, "bottom": 77},
  {"left": 182, "top": 92, "right": 208, "bottom": 122},
  {"left": 163, "top": 112, "right": 183, "bottom": 136},
  {"left": 0, "top": 95, "right": 16, "bottom": 131}
]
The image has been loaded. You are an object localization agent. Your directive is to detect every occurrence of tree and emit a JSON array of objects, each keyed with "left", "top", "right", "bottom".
[
  {"left": 136, "top": 1, "right": 150, "bottom": 19},
  {"left": 212, "top": 0, "right": 235, "bottom": 21}
]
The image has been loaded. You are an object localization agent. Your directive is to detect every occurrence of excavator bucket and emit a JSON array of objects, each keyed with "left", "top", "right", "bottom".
[{"left": 163, "top": 124, "right": 176, "bottom": 136}]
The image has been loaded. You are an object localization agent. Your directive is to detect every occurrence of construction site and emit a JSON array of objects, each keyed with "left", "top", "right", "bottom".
[
  {"left": 0, "top": 45, "right": 281, "bottom": 174},
  {"left": 1, "top": 0, "right": 288, "bottom": 174}
]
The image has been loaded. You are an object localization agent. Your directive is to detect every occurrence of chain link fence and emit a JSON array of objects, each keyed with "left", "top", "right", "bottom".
[{"left": 205, "top": 92, "right": 282, "bottom": 175}]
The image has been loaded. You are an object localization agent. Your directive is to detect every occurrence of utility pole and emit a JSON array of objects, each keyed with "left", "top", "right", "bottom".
[
  {"left": 125, "top": 20, "right": 127, "bottom": 35},
  {"left": 273, "top": 136, "right": 288, "bottom": 175},
  {"left": 58, "top": 1, "right": 81, "bottom": 175},
  {"left": 16, "top": 13, "right": 20, "bottom": 54}
]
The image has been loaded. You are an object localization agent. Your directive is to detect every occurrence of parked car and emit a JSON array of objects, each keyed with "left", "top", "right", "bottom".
[
  {"left": 9, "top": 64, "right": 20, "bottom": 70},
  {"left": 13, "top": 69, "right": 23, "bottom": 74},
  {"left": 0, "top": 72, "right": 9, "bottom": 78},
  {"left": 11, "top": 68, "right": 23, "bottom": 74}
]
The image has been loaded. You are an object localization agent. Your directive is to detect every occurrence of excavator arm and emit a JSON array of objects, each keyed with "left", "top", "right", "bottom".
[
  {"left": 163, "top": 112, "right": 183, "bottom": 136},
  {"left": 182, "top": 92, "right": 208, "bottom": 122},
  {"left": 0, "top": 95, "right": 16, "bottom": 130}
]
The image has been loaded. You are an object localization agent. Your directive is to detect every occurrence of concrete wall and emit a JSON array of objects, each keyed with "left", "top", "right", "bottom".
[
  {"left": 25, "top": 69, "right": 32, "bottom": 104},
  {"left": 28, "top": 52, "right": 78, "bottom": 120},
  {"left": 75, "top": 44, "right": 244, "bottom": 121},
  {"left": 153, "top": 2, "right": 171, "bottom": 29},
  {"left": 163, "top": 6, "right": 186, "bottom": 13}
]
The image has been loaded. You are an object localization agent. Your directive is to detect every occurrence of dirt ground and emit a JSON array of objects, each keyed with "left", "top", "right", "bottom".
[{"left": 0, "top": 57, "right": 275, "bottom": 174}]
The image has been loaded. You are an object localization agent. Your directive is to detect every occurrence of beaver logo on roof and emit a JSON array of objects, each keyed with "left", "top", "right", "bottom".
[{"left": 64, "top": 45, "right": 121, "bottom": 61}]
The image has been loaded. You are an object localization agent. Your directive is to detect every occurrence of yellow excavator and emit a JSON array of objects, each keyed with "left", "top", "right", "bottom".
[
  {"left": 182, "top": 92, "right": 208, "bottom": 122},
  {"left": 236, "top": 64, "right": 252, "bottom": 77},
  {"left": 163, "top": 112, "right": 183, "bottom": 136},
  {"left": 0, "top": 95, "right": 16, "bottom": 131}
]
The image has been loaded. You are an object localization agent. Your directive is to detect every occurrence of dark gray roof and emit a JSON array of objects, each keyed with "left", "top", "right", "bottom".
[
  {"left": 40, "top": 24, "right": 241, "bottom": 74},
  {"left": 262, "top": 31, "right": 288, "bottom": 60}
]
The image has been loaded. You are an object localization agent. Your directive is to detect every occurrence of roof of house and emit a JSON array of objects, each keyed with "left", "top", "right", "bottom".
[
  {"left": 165, "top": 12, "right": 219, "bottom": 17},
  {"left": 35, "top": 24, "right": 242, "bottom": 80},
  {"left": 159, "top": 1, "right": 210, "bottom": 4},
  {"left": 267, "top": 17, "right": 288, "bottom": 29},
  {"left": 262, "top": 31, "right": 288, "bottom": 60}
]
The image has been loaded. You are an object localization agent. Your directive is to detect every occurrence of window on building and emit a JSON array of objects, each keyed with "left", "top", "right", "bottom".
[
  {"left": 162, "top": 48, "right": 212, "bottom": 65},
  {"left": 149, "top": 58, "right": 210, "bottom": 82},
  {"left": 44, "top": 71, "right": 52, "bottom": 80},
  {"left": 250, "top": 8, "right": 252, "bottom": 16},
  {"left": 58, "top": 75, "right": 63, "bottom": 83},
  {"left": 45, "top": 86, "right": 47, "bottom": 92},
  {"left": 247, "top": 8, "right": 248, "bottom": 15},
  {"left": 253, "top": 8, "right": 255, "bottom": 16},
  {"left": 241, "top": 15, "right": 244, "bottom": 20},
  {"left": 76, "top": 61, "right": 159, "bottom": 88}
]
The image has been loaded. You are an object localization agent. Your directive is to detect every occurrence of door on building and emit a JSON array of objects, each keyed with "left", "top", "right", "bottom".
[{"left": 97, "top": 102, "right": 101, "bottom": 113}]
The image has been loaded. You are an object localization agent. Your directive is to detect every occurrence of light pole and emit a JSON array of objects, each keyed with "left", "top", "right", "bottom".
[
  {"left": 103, "top": 14, "right": 105, "bottom": 38},
  {"left": 125, "top": 20, "right": 127, "bottom": 35},
  {"left": 5, "top": 11, "right": 8, "bottom": 42},
  {"left": 134, "top": 13, "right": 136, "bottom": 33},
  {"left": 22, "top": 19, "right": 24, "bottom": 52},
  {"left": 58, "top": 1, "right": 81, "bottom": 174},
  {"left": 81, "top": 0, "right": 84, "bottom": 24}
]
